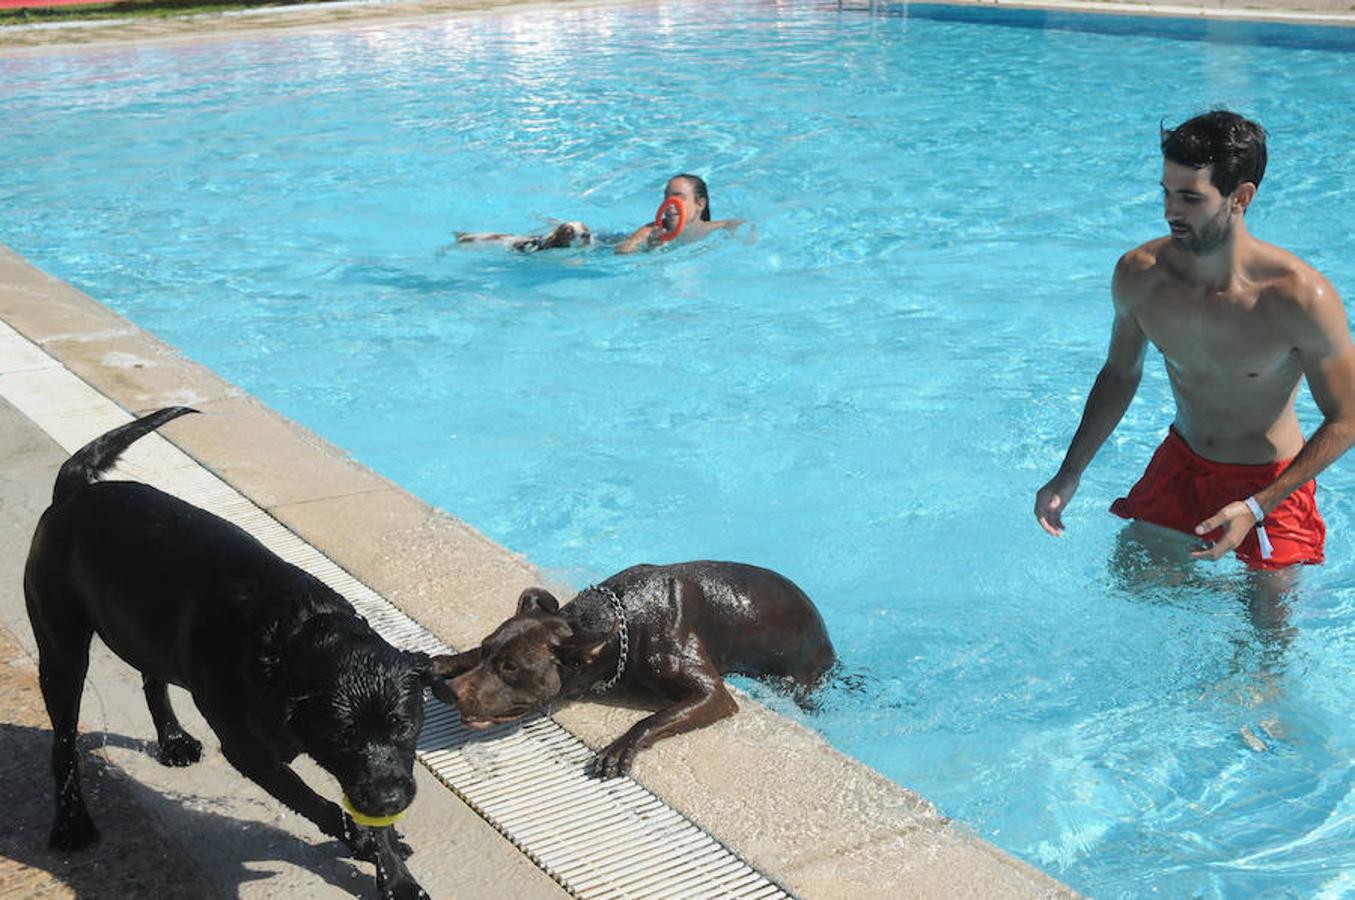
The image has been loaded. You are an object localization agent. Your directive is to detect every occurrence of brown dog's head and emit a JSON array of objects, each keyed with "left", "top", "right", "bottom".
[
  {"left": 520, "top": 221, "right": 593, "bottom": 252},
  {"left": 551, "top": 221, "right": 593, "bottom": 248},
  {"left": 432, "top": 588, "right": 613, "bottom": 728}
]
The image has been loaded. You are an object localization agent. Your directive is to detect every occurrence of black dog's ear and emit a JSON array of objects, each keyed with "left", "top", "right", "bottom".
[
  {"left": 405, "top": 651, "right": 437, "bottom": 687},
  {"left": 517, "top": 587, "right": 560, "bottom": 615}
]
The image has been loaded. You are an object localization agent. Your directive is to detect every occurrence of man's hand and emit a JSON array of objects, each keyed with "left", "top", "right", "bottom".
[
  {"left": 1035, "top": 473, "right": 1080, "bottom": 536},
  {"left": 1191, "top": 500, "right": 1258, "bottom": 560}
]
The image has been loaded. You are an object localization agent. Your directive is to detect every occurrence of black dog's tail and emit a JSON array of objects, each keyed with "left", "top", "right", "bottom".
[{"left": 52, "top": 406, "right": 199, "bottom": 505}]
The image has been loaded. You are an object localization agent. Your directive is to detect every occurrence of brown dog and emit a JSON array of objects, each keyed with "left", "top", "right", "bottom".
[
  {"left": 454, "top": 220, "right": 592, "bottom": 253},
  {"left": 430, "top": 561, "right": 836, "bottom": 777}
]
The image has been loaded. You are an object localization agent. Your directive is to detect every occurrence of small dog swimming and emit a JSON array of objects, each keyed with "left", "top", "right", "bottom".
[{"left": 455, "top": 221, "right": 593, "bottom": 253}]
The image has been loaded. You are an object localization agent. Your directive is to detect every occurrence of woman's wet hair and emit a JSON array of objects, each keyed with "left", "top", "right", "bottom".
[
  {"left": 674, "top": 173, "right": 712, "bottom": 221},
  {"left": 1160, "top": 110, "right": 1267, "bottom": 197}
]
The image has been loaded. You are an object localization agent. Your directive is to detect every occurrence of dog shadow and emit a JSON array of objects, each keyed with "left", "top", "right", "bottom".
[{"left": 0, "top": 722, "right": 374, "bottom": 898}]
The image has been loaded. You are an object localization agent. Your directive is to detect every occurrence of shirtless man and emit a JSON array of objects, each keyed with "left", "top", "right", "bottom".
[
  {"left": 614, "top": 173, "right": 743, "bottom": 254},
  {"left": 1035, "top": 110, "right": 1355, "bottom": 569}
]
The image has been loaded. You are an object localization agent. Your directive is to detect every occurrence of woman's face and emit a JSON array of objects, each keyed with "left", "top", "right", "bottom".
[{"left": 664, "top": 177, "right": 705, "bottom": 222}]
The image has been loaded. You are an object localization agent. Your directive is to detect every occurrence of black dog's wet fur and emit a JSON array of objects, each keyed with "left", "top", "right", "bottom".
[{"left": 24, "top": 408, "right": 435, "bottom": 900}]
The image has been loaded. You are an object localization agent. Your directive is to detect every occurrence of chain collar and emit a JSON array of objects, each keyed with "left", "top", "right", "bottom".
[{"left": 590, "top": 584, "right": 629, "bottom": 694}]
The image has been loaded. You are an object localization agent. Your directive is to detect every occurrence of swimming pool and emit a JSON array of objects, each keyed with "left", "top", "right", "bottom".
[{"left": 3, "top": 1, "right": 1354, "bottom": 895}]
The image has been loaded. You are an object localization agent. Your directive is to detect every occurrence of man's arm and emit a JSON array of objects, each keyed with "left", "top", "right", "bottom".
[
  {"left": 1193, "top": 273, "right": 1355, "bottom": 558},
  {"left": 1035, "top": 257, "right": 1149, "bottom": 536}
]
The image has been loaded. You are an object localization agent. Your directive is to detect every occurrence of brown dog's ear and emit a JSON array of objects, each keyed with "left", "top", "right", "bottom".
[
  {"left": 553, "top": 632, "right": 612, "bottom": 670},
  {"left": 517, "top": 587, "right": 560, "bottom": 615},
  {"left": 425, "top": 650, "right": 478, "bottom": 704},
  {"left": 428, "top": 649, "right": 479, "bottom": 681}
]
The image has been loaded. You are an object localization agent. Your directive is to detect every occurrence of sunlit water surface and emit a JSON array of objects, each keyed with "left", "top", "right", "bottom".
[{"left": 4, "top": 2, "right": 1354, "bottom": 895}]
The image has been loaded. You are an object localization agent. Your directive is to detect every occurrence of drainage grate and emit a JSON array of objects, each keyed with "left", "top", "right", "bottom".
[{"left": 0, "top": 321, "right": 794, "bottom": 899}]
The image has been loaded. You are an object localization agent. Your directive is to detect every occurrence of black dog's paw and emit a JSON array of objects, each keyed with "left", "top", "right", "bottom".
[
  {"left": 49, "top": 812, "right": 100, "bottom": 852},
  {"left": 157, "top": 733, "right": 203, "bottom": 767},
  {"left": 345, "top": 825, "right": 381, "bottom": 863},
  {"left": 345, "top": 822, "right": 413, "bottom": 862},
  {"left": 378, "top": 875, "right": 429, "bottom": 900},
  {"left": 393, "top": 830, "right": 414, "bottom": 860},
  {"left": 374, "top": 856, "right": 427, "bottom": 900},
  {"left": 591, "top": 738, "right": 639, "bottom": 779}
]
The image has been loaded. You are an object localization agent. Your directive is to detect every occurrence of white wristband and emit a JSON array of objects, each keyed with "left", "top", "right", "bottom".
[{"left": 1243, "top": 495, "right": 1265, "bottom": 524}]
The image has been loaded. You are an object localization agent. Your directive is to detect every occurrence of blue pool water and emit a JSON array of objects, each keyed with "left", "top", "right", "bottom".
[{"left": 4, "top": 2, "right": 1355, "bottom": 895}]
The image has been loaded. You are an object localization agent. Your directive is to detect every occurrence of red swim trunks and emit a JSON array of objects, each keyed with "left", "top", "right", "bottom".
[{"left": 1109, "top": 428, "right": 1325, "bottom": 569}]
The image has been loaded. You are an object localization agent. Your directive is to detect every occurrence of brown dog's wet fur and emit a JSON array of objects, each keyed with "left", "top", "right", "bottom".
[
  {"left": 454, "top": 220, "right": 593, "bottom": 253},
  {"left": 430, "top": 561, "right": 836, "bottom": 777},
  {"left": 24, "top": 408, "right": 436, "bottom": 899}
]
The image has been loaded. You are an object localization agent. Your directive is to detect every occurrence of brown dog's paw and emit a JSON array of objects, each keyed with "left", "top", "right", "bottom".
[{"left": 591, "top": 737, "right": 639, "bottom": 779}]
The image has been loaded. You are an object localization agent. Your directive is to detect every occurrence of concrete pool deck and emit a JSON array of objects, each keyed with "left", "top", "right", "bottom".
[
  {"left": 0, "top": 239, "right": 1079, "bottom": 897},
  {"left": 0, "top": 0, "right": 1353, "bottom": 55}
]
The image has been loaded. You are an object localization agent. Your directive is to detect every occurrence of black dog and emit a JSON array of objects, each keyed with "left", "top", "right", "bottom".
[
  {"left": 431, "top": 561, "right": 836, "bottom": 777},
  {"left": 24, "top": 408, "right": 436, "bottom": 899}
]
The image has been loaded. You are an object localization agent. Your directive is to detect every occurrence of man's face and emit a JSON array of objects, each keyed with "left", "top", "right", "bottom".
[{"left": 1161, "top": 159, "right": 1233, "bottom": 254}]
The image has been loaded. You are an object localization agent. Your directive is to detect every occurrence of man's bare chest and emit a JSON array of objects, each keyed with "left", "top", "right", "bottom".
[{"left": 1137, "top": 292, "right": 1296, "bottom": 378}]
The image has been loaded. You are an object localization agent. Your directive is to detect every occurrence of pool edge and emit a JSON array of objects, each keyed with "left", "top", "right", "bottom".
[
  {"left": 0, "top": 242, "right": 1077, "bottom": 897},
  {"left": 2, "top": 0, "right": 1353, "bottom": 59}
]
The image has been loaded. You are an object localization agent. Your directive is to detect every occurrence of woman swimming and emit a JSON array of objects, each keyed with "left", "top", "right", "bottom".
[
  {"left": 455, "top": 173, "right": 741, "bottom": 254},
  {"left": 613, "top": 173, "right": 743, "bottom": 254}
]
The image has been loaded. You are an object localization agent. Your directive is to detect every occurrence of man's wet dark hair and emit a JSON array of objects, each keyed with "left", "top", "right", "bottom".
[
  {"left": 1160, "top": 110, "right": 1267, "bottom": 197},
  {"left": 675, "top": 173, "right": 712, "bottom": 221}
]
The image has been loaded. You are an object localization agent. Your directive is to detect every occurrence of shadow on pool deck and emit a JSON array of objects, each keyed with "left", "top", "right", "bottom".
[{"left": 0, "top": 633, "right": 224, "bottom": 899}]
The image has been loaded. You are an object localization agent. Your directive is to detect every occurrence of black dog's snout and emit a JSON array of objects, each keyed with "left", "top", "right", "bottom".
[
  {"left": 347, "top": 772, "right": 416, "bottom": 817},
  {"left": 340, "top": 741, "right": 418, "bottom": 816}
]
